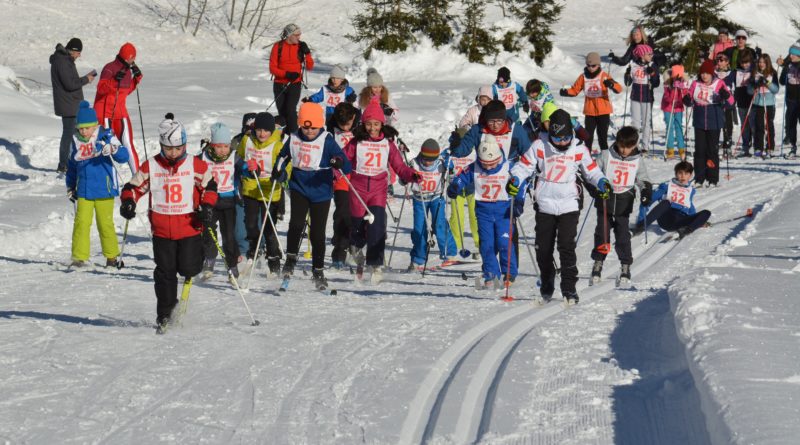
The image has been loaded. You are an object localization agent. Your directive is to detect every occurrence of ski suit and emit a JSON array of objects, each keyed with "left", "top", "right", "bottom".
[
  {"left": 407, "top": 156, "right": 457, "bottom": 265},
  {"left": 94, "top": 56, "right": 142, "bottom": 173}
]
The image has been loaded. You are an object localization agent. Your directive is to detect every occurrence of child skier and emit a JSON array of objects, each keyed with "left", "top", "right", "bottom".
[
  {"left": 523, "top": 79, "right": 557, "bottom": 140},
  {"left": 448, "top": 135, "right": 521, "bottom": 289},
  {"left": 638, "top": 161, "right": 711, "bottom": 239},
  {"left": 328, "top": 102, "right": 359, "bottom": 268},
  {"left": 728, "top": 52, "right": 755, "bottom": 157},
  {"left": 66, "top": 101, "right": 130, "bottom": 268},
  {"left": 199, "top": 123, "right": 244, "bottom": 282},
  {"left": 682, "top": 60, "right": 735, "bottom": 187},
  {"left": 119, "top": 113, "right": 218, "bottom": 333},
  {"left": 560, "top": 52, "right": 623, "bottom": 153},
  {"left": 358, "top": 67, "right": 399, "bottom": 126},
  {"left": 231, "top": 112, "right": 256, "bottom": 259},
  {"left": 458, "top": 85, "right": 493, "bottom": 129},
  {"left": 237, "top": 112, "right": 286, "bottom": 277},
  {"left": 493, "top": 66, "right": 528, "bottom": 123},
  {"left": 302, "top": 64, "right": 357, "bottom": 117},
  {"left": 272, "top": 102, "right": 352, "bottom": 290},
  {"left": 715, "top": 54, "right": 736, "bottom": 153},
  {"left": 777, "top": 41, "right": 800, "bottom": 158},
  {"left": 661, "top": 65, "right": 689, "bottom": 160},
  {"left": 587, "top": 126, "right": 652, "bottom": 285},
  {"left": 406, "top": 139, "right": 457, "bottom": 271},
  {"left": 342, "top": 99, "right": 419, "bottom": 284},
  {"left": 507, "top": 109, "right": 611, "bottom": 305},
  {"left": 624, "top": 44, "right": 660, "bottom": 153},
  {"left": 748, "top": 54, "right": 780, "bottom": 158}
]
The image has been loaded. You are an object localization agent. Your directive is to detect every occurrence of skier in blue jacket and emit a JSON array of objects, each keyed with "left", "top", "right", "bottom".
[
  {"left": 492, "top": 66, "right": 529, "bottom": 123},
  {"left": 302, "top": 65, "right": 357, "bottom": 117}
]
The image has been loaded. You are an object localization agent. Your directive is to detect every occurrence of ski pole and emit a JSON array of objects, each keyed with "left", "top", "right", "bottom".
[
  {"left": 515, "top": 218, "right": 540, "bottom": 279},
  {"left": 207, "top": 227, "right": 260, "bottom": 326},
  {"left": 711, "top": 208, "right": 754, "bottom": 224},
  {"left": 387, "top": 184, "right": 410, "bottom": 268},
  {"left": 733, "top": 92, "right": 757, "bottom": 158},
  {"left": 421, "top": 196, "right": 436, "bottom": 278},
  {"left": 386, "top": 198, "right": 399, "bottom": 223},
  {"left": 339, "top": 174, "right": 375, "bottom": 223},
  {"left": 452, "top": 191, "right": 471, "bottom": 258},
  {"left": 135, "top": 87, "right": 149, "bottom": 160},
  {"left": 575, "top": 197, "right": 595, "bottom": 245},
  {"left": 246, "top": 179, "right": 280, "bottom": 289},
  {"left": 596, "top": 199, "right": 612, "bottom": 255},
  {"left": 254, "top": 178, "right": 284, "bottom": 254},
  {"left": 501, "top": 198, "right": 515, "bottom": 302},
  {"left": 303, "top": 214, "right": 312, "bottom": 259},
  {"left": 780, "top": 91, "right": 787, "bottom": 157},
  {"left": 266, "top": 82, "right": 292, "bottom": 112},
  {"left": 117, "top": 220, "right": 129, "bottom": 270}
]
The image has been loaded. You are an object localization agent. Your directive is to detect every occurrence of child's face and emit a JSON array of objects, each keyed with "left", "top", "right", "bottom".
[
  {"left": 365, "top": 120, "right": 382, "bottom": 138},
  {"left": 758, "top": 59, "right": 766, "bottom": 71},
  {"left": 617, "top": 144, "right": 636, "bottom": 157},
  {"left": 370, "top": 85, "right": 382, "bottom": 97},
  {"left": 791, "top": 54, "right": 800, "bottom": 63},
  {"left": 701, "top": 72, "right": 713, "bottom": 84},
  {"left": 162, "top": 144, "right": 186, "bottom": 161},
  {"left": 330, "top": 77, "right": 343, "bottom": 88},
  {"left": 338, "top": 117, "right": 355, "bottom": 132},
  {"left": 716, "top": 58, "right": 729, "bottom": 70},
  {"left": 587, "top": 63, "right": 600, "bottom": 73},
  {"left": 78, "top": 125, "right": 98, "bottom": 139},
  {"left": 486, "top": 118, "right": 505, "bottom": 133},
  {"left": 642, "top": 53, "right": 653, "bottom": 63},
  {"left": 479, "top": 96, "right": 491, "bottom": 107},
  {"left": 211, "top": 143, "right": 231, "bottom": 158},
  {"left": 255, "top": 128, "right": 271, "bottom": 142},
  {"left": 300, "top": 126, "right": 321, "bottom": 139},
  {"left": 740, "top": 61, "right": 752, "bottom": 71},
  {"left": 676, "top": 170, "right": 692, "bottom": 184},
  {"left": 632, "top": 28, "right": 643, "bottom": 43},
  {"left": 420, "top": 158, "right": 435, "bottom": 168}
]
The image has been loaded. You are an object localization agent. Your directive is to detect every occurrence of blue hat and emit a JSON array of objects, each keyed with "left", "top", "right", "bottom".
[
  {"left": 76, "top": 101, "right": 98, "bottom": 128},
  {"left": 210, "top": 122, "right": 231, "bottom": 144},
  {"left": 789, "top": 40, "right": 800, "bottom": 57}
]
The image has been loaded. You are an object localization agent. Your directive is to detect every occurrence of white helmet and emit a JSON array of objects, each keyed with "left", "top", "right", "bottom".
[{"left": 478, "top": 134, "right": 502, "bottom": 167}]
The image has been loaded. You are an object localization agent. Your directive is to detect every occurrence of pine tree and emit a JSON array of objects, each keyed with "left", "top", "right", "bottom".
[
  {"left": 457, "top": 0, "right": 499, "bottom": 63},
  {"left": 511, "top": 0, "right": 563, "bottom": 66},
  {"left": 348, "top": 0, "right": 417, "bottom": 59},
  {"left": 409, "top": 0, "right": 453, "bottom": 47},
  {"left": 638, "top": 0, "right": 745, "bottom": 72}
]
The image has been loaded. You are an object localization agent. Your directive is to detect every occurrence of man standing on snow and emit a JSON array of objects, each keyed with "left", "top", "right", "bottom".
[
  {"left": 269, "top": 23, "right": 314, "bottom": 134},
  {"left": 50, "top": 37, "right": 96, "bottom": 173},
  {"left": 94, "top": 42, "right": 143, "bottom": 173}
]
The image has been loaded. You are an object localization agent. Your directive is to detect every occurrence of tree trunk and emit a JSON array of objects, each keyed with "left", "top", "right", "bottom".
[
  {"left": 249, "top": 0, "right": 268, "bottom": 48},
  {"left": 238, "top": 0, "right": 250, "bottom": 33},
  {"left": 192, "top": 0, "right": 207, "bottom": 36},
  {"left": 230, "top": 0, "right": 236, "bottom": 26},
  {"left": 184, "top": 0, "right": 192, "bottom": 30}
]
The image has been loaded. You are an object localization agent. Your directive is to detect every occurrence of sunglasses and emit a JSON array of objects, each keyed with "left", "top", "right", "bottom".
[
  {"left": 550, "top": 135, "right": 573, "bottom": 143},
  {"left": 736, "top": 36, "right": 747, "bottom": 40},
  {"left": 587, "top": 64, "right": 599, "bottom": 68},
  {"left": 716, "top": 57, "right": 729, "bottom": 62}
]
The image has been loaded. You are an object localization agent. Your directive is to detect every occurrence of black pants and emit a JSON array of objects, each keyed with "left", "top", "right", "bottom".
[
  {"left": 202, "top": 199, "right": 240, "bottom": 268},
  {"left": 591, "top": 208, "right": 632, "bottom": 264},
  {"left": 535, "top": 211, "right": 579, "bottom": 295},
  {"left": 645, "top": 200, "right": 711, "bottom": 232},
  {"left": 693, "top": 128, "right": 721, "bottom": 185},
  {"left": 153, "top": 235, "right": 203, "bottom": 321},
  {"left": 753, "top": 105, "right": 776, "bottom": 152},
  {"left": 274, "top": 82, "right": 302, "bottom": 134},
  {"left": 584, "top": 114, "right": 611, "bottom": 151},
  {"left": 286, "top": 190, "right": 331, "bottom": 269},
  {"left": 723, "top": 107, "right": 735, "bottom": 146},
  {"left": 786, "top": 100, "right": 800, "bottom": 147},
  {"left": 331, "top": 190, "right": 352, "bottom": 262},
  {"left": 59, "top": 116, "right": 76, "bottom": 171},
  {"left": 244, "top": 196, "right": 282, "bottom": 260},
  {"left": 351, "top": 206, "right": 387, "bottom": 267}
]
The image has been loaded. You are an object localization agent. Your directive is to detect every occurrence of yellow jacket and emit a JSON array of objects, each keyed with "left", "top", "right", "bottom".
[{"left": 237, "top": 131, "right": 288, "bottom": 202}]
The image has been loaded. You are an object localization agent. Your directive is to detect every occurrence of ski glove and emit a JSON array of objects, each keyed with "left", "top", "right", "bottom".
[
  {"left": 447, "top": 183, "right": 460, "bottom": 199},
  {"left": 204, "top": 178, "right": 218, "bottom": 194},
  {"left": 624, "top": 71, "right": 632, "bottom": 87},
  {"left": 67, "top": 188, "right": 77, "bottom": 203},
  {"left": 449, "top": 130, "right": 462, "bottom": 149},
  {"left": 682, "top": 95, "right": 693, "bottom": 107},
  {"left": 607, "top": 51, "right": 615, "bottom": 60},
  {"left": 114, "top": 69, "right": 126, "bottom": 81},
  {"left": 299, "top": 41, "right": 311, "bottom": 55},
  {"left": 718, "top": 88, "right": 730, "bottom": 103},
  {"left": 646, "top": 66, "right": 655, "bottom": 76},
  {"left": 640, "top": 181, "right": 653, "bottom": 206},
  {"left": 522, "top": 101, "right": 530, "bottom": 113},
  {"left": 597, "top": 178, "right": 612, "bottom": 200},
  {"left": 513, "top": 199, "right": 525, "bottom": 218},
  {"left": 603, "top": 78, "right": 616, "bottom": 89},
  {"left": 329, "top": 156, "right": 344, "bottom": 170},
  {"left": 411, "top": 171, "right": 423, "bottom": 183},
  {"left": 271, "top": 166, "right": 288, "bottom": 183},
  {"left": 246, "top": 159, "right": 261, "bottom": 177},
  {"left": 559, "top": 88, "right": 569, "bottom": 97},
  {"left": 381, "top": 103, "right": 393, "bottom": 117},
  {"left": 285, "top": 72, "right": 300, "bottom": 81},
  {"left": 120, "top": 199, "right": 136, "bottom": 220},
  {"left": 506, "top": 177, "right": 521, "bottom": 196},
  {"left": 131, "top": 64, "right": 142, "bottom": 78},
  {"left": 301, "top": 97, "right": 310, "bottom": 103},
  {"left": 346, "top": 92, "right": 357, "bottom": 103},
  {"left": 199, "top": 204, "right": 214, "bottom": 228}
]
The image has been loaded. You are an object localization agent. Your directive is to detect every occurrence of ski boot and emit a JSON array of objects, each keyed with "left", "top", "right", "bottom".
[
  {"left": 200, "top": 258, "right": 215, "bottom": 280},
  {"left": 312, "top": 268, "right": 328, "bottom": 290},
  {"left": 536, "top": 291, "right": 553, "bottom": 305},
  {"left": 563, "top": 291, "right": 580, "bottom": 306},
  {"left": 155, "top": 315, "right": 171, "bottom": 335},
  {"left": 591, "top": 260, "right": 603, "bottom": 284},
  {"left": 350, "top": 246, "right": 365, "bottom": 280},
  {"left": 665, "top": 148, "right": 675, "bottom": 160},
  {"left": 69, "top": 259, "right": 88, "bottom": 268},
  {"left": 630, "top": 222, "right": 645, "bottom": 237},
  {"left": 617, "top": 264, "right": 631, "bottom": 286},
  {"left": 282, "top": 253, "right": 297, "bottom": 276},
  {"left": 267, "top": 256, "right": 281, "bottom": 277},
  {"left": 105, "top": 257, "right": 120, "bottom": 269},
  {"left": 369, "top": 265, "right": 384, "bottom": 285},
  {"left": 785, "top": 147, "right": 797, "bottom": 160},
  {"left": 332, "top": 260, "right": 346, "bottom": 270},
  {"left": 678, "top": 148, "right": 686, "bottom": 160},
  {"left": 677, "top": 226, "right": 693, "bottom": 240}
]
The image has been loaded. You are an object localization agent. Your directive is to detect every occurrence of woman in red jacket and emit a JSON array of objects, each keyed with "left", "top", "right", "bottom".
[{"left": 269, "top": 24, "right": 314, "bottom": 134}]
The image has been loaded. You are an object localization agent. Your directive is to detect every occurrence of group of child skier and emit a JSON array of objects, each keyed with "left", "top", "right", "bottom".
[{"left": 64, "top": 30, "right": 800, "bottom": 332}]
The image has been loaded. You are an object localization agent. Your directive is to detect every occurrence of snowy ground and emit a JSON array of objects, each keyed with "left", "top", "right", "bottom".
[{"left": 2, "top": 0, "right": 800, "bottom": 444}]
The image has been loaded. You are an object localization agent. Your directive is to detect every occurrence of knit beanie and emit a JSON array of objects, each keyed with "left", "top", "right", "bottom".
[
  {"left": 297, "top": 102, "right": 325, "bottom": 128},
  {"left": 241, "top": 112, "right": 257, "bottom": 132},
  {"left": 477, "top": 85, "right": 493, "bottom": 100},
  {"left": 366, "top": 67, "right": 383, "bottom": 87},
  {"left": 419, "top": 139, "right": 440, "bottom": 160},
  {"left": 632, "top": 44, "right": 653, "bottom": 59},
  {"left": 119, "top": 42, "right": 136, "bottom": 61},
  {"left": 670, "top": 64, "right": 685, "bottom": 79},
  {"left": 210, "top": 123, "right": 231, "bottom": 144},
  {"left": 480, "top": 99, "right": 507, "bottom": 124},
  {"left": 361, "top": 98, "right": 385, "bottom": 124},
  {"left": 548, "top": 109, "right": 573, "bottom": 140},
  {"left": 66, "top": 37, "right": 82, "bottom": 52},
  {"left": 585, "top": 52, "right": 601, "bottom": 66},
  {"left": 76, "top": 101, "right": 98, "bottom": 128},
  {"left": 477, "top": 135, "right": 502, "bottom": 165},
  {"left": 282, "top": 23, "right": 300, "bottom": 39},
  {"left": 158, "top": 113, "right": 187, "bottom": 147},
  {"left": 497, "top": 66, "right": 511, "bottom": 83},
  {"left": 253, "top": 112, "right": 275, "bottom": 132},
  {"left": 789, "top": 40, "right": 800, "bottom": 57},
  {"left": 330, "top": 65, "right": 347, "bottom": 79},
  {"left": 698, "top": 60, "right": 716, "bottom": 77}
]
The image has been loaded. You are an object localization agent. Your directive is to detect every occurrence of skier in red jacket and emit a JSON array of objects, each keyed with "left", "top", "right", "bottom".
[
  {"left": 269, "top": 23, "right": 314, "bottom": 135},
  {"left": 94, "top": 42, "right": 143, "bottom": 173}
]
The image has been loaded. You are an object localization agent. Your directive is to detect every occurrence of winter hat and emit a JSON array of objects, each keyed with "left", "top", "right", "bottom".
[
  {"left": 480, "top": 99, "right": 507, "bottom": 124},
  {"left": 698, "top": 60, "right": 716, "bottom": 77},
  {"left": 632, "top": 44, "right": 653, "bottom": 59},
  {"left": 718, "top": 27, "right": 729, "bottom": 35},
  {"left": 210, "top": 123, "right": 231, "bottom": 144},
  {"left": 65, "top": 37, "right": 82, "bottom": 52},
  {"left": 76, "top": 101, "right": 98, "bottom": 128},
  {"left": 297, "top": 102, "right": 325, "bottom": 128},
  {"left": 330, "top": 65, "right": 347, "bottom": 79},
  {"left": 241, "top": 112, "right": 257, "bottom": 131},
  {"left": 366, "top": 67, "right": 383, "bottom": 87},
  {"left": 253, "top": 112, "right": 275, "bottom": 132},
  {"left": 497, "top": 66, "right": 511, "bottom": 83},
  {"left": 477, "top": 85, "right": 493, "bottom": 100},
  {"left": 734, "top": 29, "right": 748, "bottom": 39},
  {"left": 282, "top": 23, "right": 301, "bottom": 39},
  {"left": 419, "top": 139, "right": 440, "bottom": 160},
  {"left": 548, "top": 109, "right": 574, "bottom": 140},
  {"left": 670, "top": 64, "right": 685, "bottom": 79},
  {"left": 361, "top": 98, "right": 385, "bottom": 124},
  {"left": 119, "top": 42, "right": 136, "bottom": 61},
  {"left": 789, "top": 40, "right": 800, "bottom": 57},
  {"left": 477, "top": 135, "right": 502, "bottom": 167},
  {"left": 585, "top": 52, "right": 601, "bottom": 66},
  {"left": 158, "top": 113, "right": 187, "bottom": 147}
]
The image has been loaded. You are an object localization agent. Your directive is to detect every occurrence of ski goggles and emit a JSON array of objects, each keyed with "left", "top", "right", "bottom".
[{"left": 549, "top": 134, "right": 573, "bottom": 143}]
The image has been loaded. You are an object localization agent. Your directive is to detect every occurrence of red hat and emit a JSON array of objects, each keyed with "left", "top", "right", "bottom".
[
  {"left": 698, "top": 60, "right": 715, "bottom": 77},
  {"left": 119, "top": 42, "right": 136, "bottom": 61},
  {"left": 361, "top": 97, "right": 385, "bottom": 124}
]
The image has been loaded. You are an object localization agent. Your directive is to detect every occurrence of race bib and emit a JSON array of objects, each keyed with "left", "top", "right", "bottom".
[
  {"left": 333, "top": 129, "right": 354, "bottom": 148},
  {"left": 355, "top": 139, "right": 390, "bottom": 176},
  {"left": 496, "top": 85, "right": 517, "bottom": 110},
  {"left": 474, "top": 162, "right": 509, "bottom": 202},
  {"left": 607, "top": 158, "right": 639, "bottom": 193},
  {"left": 667, "top": 182, "right": 691, "bottom": 209},
  {"left": 484, "top": 128, "right": 514, "bottom": 158},
  {"left": 451, "top": 151, "right": 476, "bottom": 175},
  {"left": 543, "top": 153, "right": 575, "bottom": 184},
  {"left": 692, "top": 82, "right": 714, "bottom": 105},
  {"left": 735, "top": 71, "right": 751, "bottom": 87},
  {"left": 72, "top": 134, "right": 99, "bottom": 162},
  {"left": 202, "top": 153, "right": 235, "bottom": 194},
  {"left": 412, "top": 165, "right": 442, "bottom": 198},
  {"left": 149, "top": 158, "right": 195, "bottom": 215},
  {"left": 324, "top": 90, "right": 346, "bottom": 108},
  {"left": 584, "top": 76, "right": 603, "bottom": 98},
  {"left": 289, "top": 132, "right": 327, "bottom": 171},
  {"left": 631, "top": 64, "right": 649, "bottom": 85},
  {"left": 244, "top": 140, "right": 275, "bottom": 179}
]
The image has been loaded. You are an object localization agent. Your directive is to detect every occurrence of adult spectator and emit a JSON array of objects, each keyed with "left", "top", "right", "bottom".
[
  {"left": 609, "top": 26, "right": 666, "bottom": 68},
  {"left": 269, "top": 24, "right": 314, "bottom": 134},
  {"left": 50, "top": 37, "right": 96, "bottom": 173},
  {"left": 708, "top": 28, "right": 734, "bottom": 61},
  {"left": 724, "top": 30, "right": 760, "bottom": 69},
  {"left": 93, "top": 42, "right": 143, "bottom": 173}
]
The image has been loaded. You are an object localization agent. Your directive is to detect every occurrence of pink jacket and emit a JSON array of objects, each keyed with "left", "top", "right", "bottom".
[
  {"left": 343, "top": 134, "right": 416, "bottom": 217},
  {"left": 661, "top": 80, "right": 688, "bottom": 113}
]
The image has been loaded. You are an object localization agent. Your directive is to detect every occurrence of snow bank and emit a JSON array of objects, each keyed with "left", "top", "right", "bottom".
[{"left": 0, "top": 65, "right": 59, "bottom": 140}]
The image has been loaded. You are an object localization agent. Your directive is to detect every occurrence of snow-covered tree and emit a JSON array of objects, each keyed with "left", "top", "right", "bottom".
[
  {"left": 511, "top": 0, "right": 563, "bottom": 66},
  {"left": 348, "top": 0, "right": 417, "bottom": 58},
  {"left": 410, "top": 0, "right": 453, "bottom": 47},
  {"left": 456, "top": 0, "right": 499, "bottom": 63}
]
